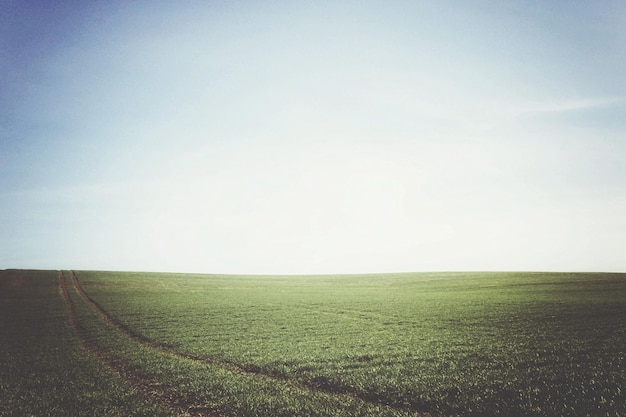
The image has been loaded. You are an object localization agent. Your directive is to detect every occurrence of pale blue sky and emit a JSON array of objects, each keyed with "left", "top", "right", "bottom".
[{"left": 2, "top": 1, "right": 625, "bottom": 273}]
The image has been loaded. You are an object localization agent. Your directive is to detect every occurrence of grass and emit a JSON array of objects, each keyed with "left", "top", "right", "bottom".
[
  {"left": 0, "top": 269, "right": 173, "bottom": 417},
  {"left": 63, "top": 270, "right": 397, "bottom": 416},
  {"left": 1, "top": 269, "right": 625, "bottom": 416}
]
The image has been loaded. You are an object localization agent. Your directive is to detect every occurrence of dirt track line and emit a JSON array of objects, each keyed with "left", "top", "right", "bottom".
[
  {"left": 70, "top": 271, "right": 272, "bottom": 374},
  {"left": 69, "top": 271, "right": 423, "bottom": 416},
  {"left": 59, "top": 271, "right": 213, "bottom": 417}
]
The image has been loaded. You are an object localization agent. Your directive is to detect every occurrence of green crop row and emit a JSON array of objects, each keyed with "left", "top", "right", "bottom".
[
  {"left": 77, "top": 271, "right": 626, "bottom": 416},
  {"left": 2, "top": 269, "right": 625, "bottom": 416}
]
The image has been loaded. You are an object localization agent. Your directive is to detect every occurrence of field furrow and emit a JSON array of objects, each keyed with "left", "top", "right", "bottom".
[
  {"left": 63, "top": 270, "right": 412, "bottom": 416},
  {"left": 0, "top": 269, "right": 174, "bottom": 416},
  {"left": 59, "top": 271, "right": 189, "bottom": 415},
  {"left": 69, "top": 270, "right": 425, "bottom": 414}
]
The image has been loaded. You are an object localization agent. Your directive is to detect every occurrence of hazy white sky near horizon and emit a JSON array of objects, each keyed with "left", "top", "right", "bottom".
[{"left": 2, "top": 1, "right": 626, "bottom": 274}]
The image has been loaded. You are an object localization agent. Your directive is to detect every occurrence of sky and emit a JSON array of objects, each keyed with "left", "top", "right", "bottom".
[{"left": 1, "top": 0, "right": 625, "bottom": 274}]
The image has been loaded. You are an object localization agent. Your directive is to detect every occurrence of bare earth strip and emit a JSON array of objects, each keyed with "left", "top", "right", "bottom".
[
  {"left": 59, "top": 271, "right": 209, "bottom": 416},
  {"left": 66, "top": 271, "right": 417, "bottom": 416}
]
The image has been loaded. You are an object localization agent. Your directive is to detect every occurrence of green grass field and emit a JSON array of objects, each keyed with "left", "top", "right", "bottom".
[{"left": 1, "top": 269, "right": 624, "bottom": 416}]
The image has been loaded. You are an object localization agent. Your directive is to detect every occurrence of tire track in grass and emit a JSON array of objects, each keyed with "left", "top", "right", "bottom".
[
  {"left": 69, "top": 271, "right": 428, "bottom": 416},
  {"left": 59, "top": 271, "right": 214, "bottom": 416}
]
